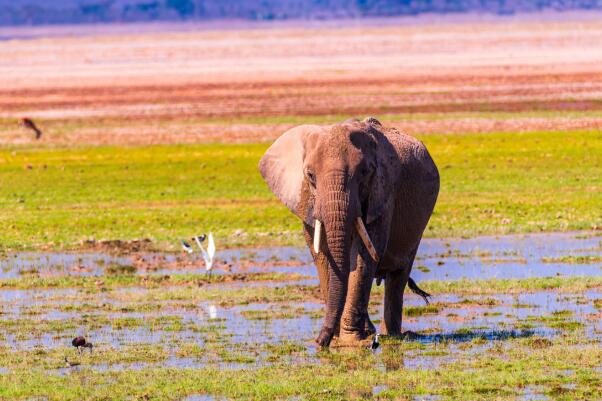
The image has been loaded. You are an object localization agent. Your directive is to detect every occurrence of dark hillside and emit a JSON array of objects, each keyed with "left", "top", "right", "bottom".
[{"left": 1, "top": 0, "right": 602, "bottom": 26}]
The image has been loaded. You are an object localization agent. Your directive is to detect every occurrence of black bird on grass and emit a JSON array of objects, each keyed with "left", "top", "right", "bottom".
[
  {"left": 21, "top": 118, "right": 43, "bottom": 140},
  {"left": 370, "top": 334, "right": 380, "bottom": 350},
  {"left": 72, "top": 336, "right": 93, "bottom": 353}
]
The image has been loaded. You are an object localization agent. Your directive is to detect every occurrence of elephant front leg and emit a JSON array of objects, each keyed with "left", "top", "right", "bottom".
[
  {"left": 303, "top": 223, "right": 329, "bottom": 304},
  {"left": 338, "top": 239, "right": 380, "bottom": 344}
]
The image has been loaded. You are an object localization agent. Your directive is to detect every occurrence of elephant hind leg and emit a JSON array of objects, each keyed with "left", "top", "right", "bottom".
[{"left": 381, "top": 269, "right": 410, "bottom": 336}]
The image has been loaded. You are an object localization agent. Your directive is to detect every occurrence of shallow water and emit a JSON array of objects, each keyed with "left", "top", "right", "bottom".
[
  {"left": 1, "top": 231, "right": 599, "bottom": 279},
  {"left": 0, "top": 231, "right": 600, "bottom": 374}
]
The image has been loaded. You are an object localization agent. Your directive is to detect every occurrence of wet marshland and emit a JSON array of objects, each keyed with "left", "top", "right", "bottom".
[{"left": 0, "top": 231, "right": 600, "bottom": 399}]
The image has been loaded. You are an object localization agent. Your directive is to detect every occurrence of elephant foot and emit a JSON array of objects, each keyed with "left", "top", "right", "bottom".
[
  {"left": 379, "top": 322, "right": 401, "bottom": 337},
  {"left": 316, "top": 326, "right": 334, "bottom": 347},
  {"left": 336, "top": 327, "right": 367, "bottom": 346}
]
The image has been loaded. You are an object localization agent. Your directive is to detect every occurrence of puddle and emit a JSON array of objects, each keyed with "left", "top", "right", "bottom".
[
  {"left": 412, "top": 231, "right": 602, "bottom": 281},
  {"left": 0, "top": 231, "right": 599, "bottom": 280},
  {"left": 521, "top": 386, "right": 549, "bottom": 400},
  {"left": 372, "top": 384, "right": 388, "bottom": 395},
  {"left": 0, "top": 252, "right": 129, "bottom": 278},
  {"left": 180, "top": 395, "right": 225, "bottom": 401},
  {"left": 413, "top": 396, "right": 441, "bottom": 401}
]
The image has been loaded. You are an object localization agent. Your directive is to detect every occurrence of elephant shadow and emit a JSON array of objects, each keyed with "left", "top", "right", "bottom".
[{"left": 392, "top": 328, "right": 536, "bottom": 343}]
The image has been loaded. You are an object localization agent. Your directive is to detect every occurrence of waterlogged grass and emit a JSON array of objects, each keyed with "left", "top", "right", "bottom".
[
  {"left": 0, "top": 274, "right": 600, "bottom": 298},
  {"left": 542, "top": 255, "right": 602, "bottom": 264},
  {"left": 0, "top": 129, "right": 600, "bottom": 250},
  {"left": 0, "top": 271, "right": 306, "bottom": 290},
  {"left": 0, "top": 334, "right": 599, "bottom": 400},
  {"left": 404, "top": 305, "right": 440, "bottom": 317},
  {"left": 0, "top": 273, "right": 600, "bottom": 400}
]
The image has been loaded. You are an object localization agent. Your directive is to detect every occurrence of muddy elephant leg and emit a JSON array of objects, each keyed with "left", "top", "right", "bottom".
[
  {"left": 303, "top": 223, "right": 339, "bottom": 336},
  {"left": 339, "top": 242, "right": 372, "bottom": 343},
  {"left": 304, "top": 223, "right": 329, "bottom": 303},
  {"left": 339, "top": 215, "right": 390, "bottom": 343}
]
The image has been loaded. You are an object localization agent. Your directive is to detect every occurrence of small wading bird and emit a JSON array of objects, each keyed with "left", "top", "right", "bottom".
[
  {"left": 181, "top": 233, "right": 216, "bottom": 276},
  {"left": 21, "top": 118, "right": 43, "bottom": 140},
  {"left": 370, "top": 334, "right": 380, "bottom": 350},
  {"left": 72, "top": 336, "right": 93, "bottom": 353}
]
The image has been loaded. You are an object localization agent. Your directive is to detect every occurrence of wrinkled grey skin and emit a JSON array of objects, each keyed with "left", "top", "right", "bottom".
[{"left": 259, "top": 117, "right": 439, "bottom": 346}]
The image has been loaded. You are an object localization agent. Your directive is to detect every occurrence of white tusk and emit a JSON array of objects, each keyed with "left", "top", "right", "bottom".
[
  {"left": 313, "top": 220, "right": 322, "bottom": 254},
  {"left": 355, "top": 217, "right": 379, "bottom": 263}
]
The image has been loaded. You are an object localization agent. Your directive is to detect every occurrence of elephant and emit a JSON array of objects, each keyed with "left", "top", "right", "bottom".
[{"left": 259, "top": 117, "right": 439, "bottom": 347}]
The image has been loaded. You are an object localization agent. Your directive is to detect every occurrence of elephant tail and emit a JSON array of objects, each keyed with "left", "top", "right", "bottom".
[{"left": 408, "top": 277, "right": 431, "bottom": 305}]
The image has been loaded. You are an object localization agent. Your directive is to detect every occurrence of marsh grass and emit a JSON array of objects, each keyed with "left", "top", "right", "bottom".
[
  {"left": 541, "top": 255, "right": 602, "bottom": 264},
  {"left": 0, "top": 276, "right": 600, "bottom": 400},
  {"left": 0, "top": 271, "right": 308, "bottom": 290},
  {"left": 0, "top": 129, "right": 600, "bottom": 251}
]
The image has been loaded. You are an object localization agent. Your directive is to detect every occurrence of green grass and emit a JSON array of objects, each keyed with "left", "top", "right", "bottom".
[{"left": 0, "top": 129, "right": 600, "bottom": 250}]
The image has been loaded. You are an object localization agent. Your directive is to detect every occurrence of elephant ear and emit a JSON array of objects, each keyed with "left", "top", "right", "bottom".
[
  {"left": 364, "top": 118, "right": 397, "bottom": 224},
  {"left": 258, "top": 125, "right": 323, "bottom": 226}
]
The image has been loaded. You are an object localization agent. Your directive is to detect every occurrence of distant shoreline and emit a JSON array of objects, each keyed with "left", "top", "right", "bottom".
[{"left": 2, "top": 9, "right": 602, "bottom": 41}]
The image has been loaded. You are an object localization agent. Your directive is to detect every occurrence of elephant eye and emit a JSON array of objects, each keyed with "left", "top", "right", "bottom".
[{"left": 306, "top": 170, "right": 316, "bottom": 187}]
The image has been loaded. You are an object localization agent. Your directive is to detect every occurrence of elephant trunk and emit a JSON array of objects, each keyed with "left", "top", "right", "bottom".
[{"left": 316, "top": 174, "right": 353, "bottom": 346}]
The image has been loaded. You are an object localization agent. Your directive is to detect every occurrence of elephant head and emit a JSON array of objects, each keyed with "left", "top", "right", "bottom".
[{"left": 259, "top": 117, "right": 398, "bottom": 346}]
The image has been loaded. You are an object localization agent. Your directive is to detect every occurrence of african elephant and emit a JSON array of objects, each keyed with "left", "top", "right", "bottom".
[{"left": 259, "top": 117, "right": 439, "bottom": 346}]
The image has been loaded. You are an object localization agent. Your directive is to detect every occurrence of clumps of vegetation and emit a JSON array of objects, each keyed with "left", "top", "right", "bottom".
[
  {"left": 404, "top": 305, "right": 439, "bottom": 317},
  {"left": 541, "top": 255, "right": 602, "bottom": 264},
  {"left": 415, "top": 265, "right": 431, "bottom": 273},
  {"left": 526, "top": 337, "right": 553, "bottom": 349},
  {"left": 264, "top": 342, "right": 306, "bottom": 358},
  {"left": 106, "top": 264, "right": 137, "bottom": 275},
  {"left": 0, "top": 271, "right": 309, "bottom": 290},
  {"left": 547, "top": 321, "right": 585, "bottom": 331}
]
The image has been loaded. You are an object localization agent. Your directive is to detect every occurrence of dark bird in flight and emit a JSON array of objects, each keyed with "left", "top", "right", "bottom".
[
  {"left": 21, "top": 118, "right": 43, "bottom": 139},
  {"left": 72, "top": 336, "right": 93, "bottom": 353}
]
